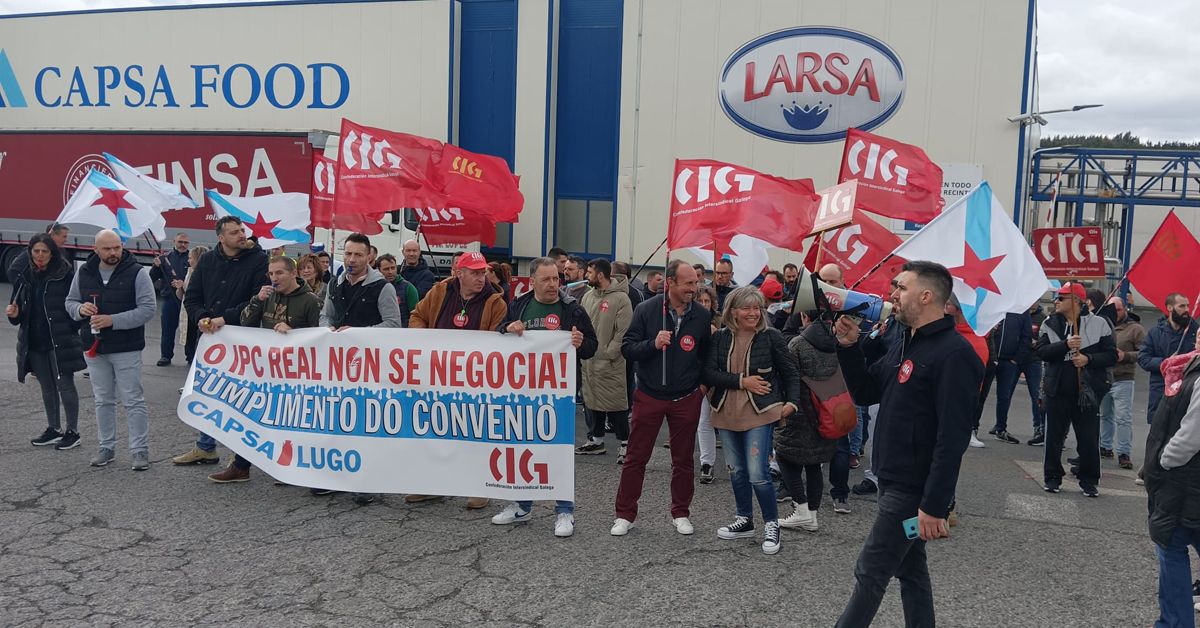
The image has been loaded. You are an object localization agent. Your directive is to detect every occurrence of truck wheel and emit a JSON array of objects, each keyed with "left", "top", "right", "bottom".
[{"left": 0, "top": 245, "right": 21, "bottom": 282}]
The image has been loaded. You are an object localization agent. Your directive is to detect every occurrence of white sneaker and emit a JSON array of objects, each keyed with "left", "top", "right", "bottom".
[
  {"left": 672, "top": 517, "right": 694, "bottom": 535},
  {"left": 969, "top": 432, "right": 986, "bottom": 448},
  {"left": 554, "top": 513, "right": 575, "bottom": 537},
  {"left": 490, "top": 503, "right": 531, "bottom": 525},
  {"left": 779, "top": 503, "right": 818, "bottom": 532},
  {"left": 610, "top": 518, "right": 633, "bottom": 536}
]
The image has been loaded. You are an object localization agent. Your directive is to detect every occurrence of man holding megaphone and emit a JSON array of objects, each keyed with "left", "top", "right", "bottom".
[{"left": 829, "top": 261, "right": 984, "bottom": 628}]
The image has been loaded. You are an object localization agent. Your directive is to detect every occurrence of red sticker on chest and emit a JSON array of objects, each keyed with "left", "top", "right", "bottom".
[
  {"left": 600, "top": 301, "right": 610, "bottom": 312},
  {"left": 898, "top": 359, "right": 914, "bottom": 383},
  {"left": 453, "top": 312, "right": 468, "bottom": 328},
  {"left": 680, "top": 335, "right": 696, "bottom": 351},
  {"left": 545, "top": 313, "right": 561, "bottom": 330}
]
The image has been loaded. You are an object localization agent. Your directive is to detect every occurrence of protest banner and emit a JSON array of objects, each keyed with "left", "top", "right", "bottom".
[{"left": 178, "top": 326, "right": 576, "bottom": 500}]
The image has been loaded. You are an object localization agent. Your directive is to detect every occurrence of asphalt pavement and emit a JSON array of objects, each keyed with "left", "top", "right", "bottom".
[{"left": 0, "top": 284, "right": 1177, "bottom": 627}]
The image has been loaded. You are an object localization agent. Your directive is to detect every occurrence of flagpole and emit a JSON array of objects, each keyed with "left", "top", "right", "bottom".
[
  {"left": 631, "top": 237, "right": 668, "bottom": 283},
  {"left": 846, "top": 252, "right": 897, "bottom": 292},
  {"left": 662, "top": 247, "right": 670, "bottom": 387}
]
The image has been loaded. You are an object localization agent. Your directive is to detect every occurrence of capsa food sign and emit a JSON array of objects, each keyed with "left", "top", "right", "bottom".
[{"left": 719, "top": 27, "right": 905, "bottom": 144}]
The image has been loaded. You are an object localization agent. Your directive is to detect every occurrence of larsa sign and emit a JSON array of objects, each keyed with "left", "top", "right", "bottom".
[{"left": 719, "top": 27, "right": 905, "bottom": 143}]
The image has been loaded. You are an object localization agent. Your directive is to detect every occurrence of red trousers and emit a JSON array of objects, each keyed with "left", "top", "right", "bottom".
[{"left": 614, "top": 388, "right": 703, "bottom": 522}]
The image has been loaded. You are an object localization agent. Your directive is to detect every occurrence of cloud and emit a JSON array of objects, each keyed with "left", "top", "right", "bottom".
[{"left": 1037, "top": 0, "right": 1200, "bottom": 142}]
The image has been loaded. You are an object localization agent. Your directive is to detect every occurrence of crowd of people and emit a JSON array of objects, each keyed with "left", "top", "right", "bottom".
[{"left": 7, "top": 219, "right": 1200, "bottom": 626}]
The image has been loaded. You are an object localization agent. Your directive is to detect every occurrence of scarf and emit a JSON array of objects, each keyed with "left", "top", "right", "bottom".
[{"left": 1163, "top": 350, "right": 1200, "bottom": 398}]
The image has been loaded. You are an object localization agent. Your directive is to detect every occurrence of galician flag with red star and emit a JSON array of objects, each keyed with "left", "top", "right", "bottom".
[
  {"left": 56, "top": 169, "right": 165, "bottom": 240},
  {"left": 206, "top": 190, "right": 311, "bottom": 250},
  {"left": 890, "top": 181, "right": 1050, "bottom": 335}
]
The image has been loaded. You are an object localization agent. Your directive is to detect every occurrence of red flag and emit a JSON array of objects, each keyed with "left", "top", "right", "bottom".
[
  {"left": 838, "top": 128, "right": 943, "bottom": 223},
  {"left": 310, "top": 152, "right": 384, "bottom": 235},
  {"left": 434, "top": 144, "right": 523, "bottom": 223},
  {"left": 667, "top": 158, "right": 819, "bottom": 254},
  {"left": 1127, "top": 210, "right": 1200, "bottom": 316},
  {"left": 333, "top": 118, "right": 524, "bottom": 225},
  {"left": 804, "top": 213, "right": 906, "bottom": 296},
  {"left": 414, "top": 207, "right": 498, "bottom": 247}
]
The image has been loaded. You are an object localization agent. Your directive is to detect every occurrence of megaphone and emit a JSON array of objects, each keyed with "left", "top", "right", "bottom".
[{"left": 790, "top": 267, "right": 893, "bottom": 324}]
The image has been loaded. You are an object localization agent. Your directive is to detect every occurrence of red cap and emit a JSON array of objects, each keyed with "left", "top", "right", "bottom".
[
  {"left": 1056, "top": 282, "right": 1087, "bottom": 302},
  {"left": 457, "top": 251, "right": 489, "bottom": 271},
  {"left": 760, "top": 277, "right": 783, "bottom": 300}
]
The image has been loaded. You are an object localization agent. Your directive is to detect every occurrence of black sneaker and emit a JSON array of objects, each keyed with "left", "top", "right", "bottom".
[
  {"left": 1118, "top": 454, "right": 1133, "bottom": 470},
  {"left": 717, "top": 515, "right": 756, "bottom": 539},
  {"left": 994, "top": 431, "right": 1020, "bottom": 444},
  {"left": 574, "top": 442, "right": 606, "bottom": 455},
  {"left": 775, "top": 480, "right": 791, "bottom": 502},
  {"left": 851, "top": 479, "right": 878, "bottom": 495},
  {"left": 1191, "top": 579, "right": 1200, "bottom": 604},
  {"left": 1027, "top": 431, "right": 1045, "bottom": 446},
  {"left": 1044, "top": 481, "right": 1061, "bottom": 493},
  {"left": 31, "top": 427, "right": 63, "bottom": 447},
  {"left": 156, "top": 358, "right": 171, "bottom": 367},
  {"left": 1100, "top": 448, "right": 1114, "bottom": 459},
  {"left": 352, "top": 492, "right": 376, "bottom": 505},
  {"left": 1069, "top": 465, "right": 1079, "bottom": 477},
  {"left": 1067, "top": 457, "right": 1080, "bottom": 465},
  {"left": 699, "top": 463, "right": 714, "bottom": 484},
  {"left": 987, "top": 427, "right": 999, "bottom": 435},
  {"left": 54, "top": 431, "right": 81, "bottom": 451},
  {"left": 1081, "top": 483, "right": 1099, "bottom": 498}
]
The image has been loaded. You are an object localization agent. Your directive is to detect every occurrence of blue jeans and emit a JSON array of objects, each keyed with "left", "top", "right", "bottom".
[
  {"left": 159, "top": 294, "right": 180, "bottom": 360},
  {"left": 994, "top": 360, "right": 1045, "bottom": 433},
  {"left": 719, "top": 424, "right": 777, "bottom": 522},
  {"left": 849, "top": 406, "right": 868, "bottom": 455},
  {"left": 829, "top": 435, "right": 851, "bottom": 500},
  {"left": 84, "top": 351, "right": 149, "bottom": 454},
  {"left": 836, "top": 484, "right": 934, "bottom": 628},
  {"left": 1100, "top": 379, "right": 1135, "bottom": 456},
  {"left": 516, "top": 500, "right": 574, "bottom": 514},
  {"left": 1156, "top": 526, "right": 1200, "bottom": 628}
]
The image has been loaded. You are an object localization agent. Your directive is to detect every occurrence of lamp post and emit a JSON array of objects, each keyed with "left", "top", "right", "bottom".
[
  {"left": 1007, "top": 103, "right": 1103, "bottom": 126},
  {"left": 1010, "top": 104, "right": 1104, "bottom": 231}
]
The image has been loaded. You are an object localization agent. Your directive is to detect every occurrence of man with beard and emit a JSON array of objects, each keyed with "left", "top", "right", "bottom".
[
  {"left": 831, "top": 261, "right": 982, "bottom": 627},
  {"left": 1140, "top": 293, "right": 1200, "bottom": 424},
  {"left": 173, "top": 216, "right": 270, "bottom": 466},
  {"left": 564, "top": 255, "right": 589, "bottom": 301},
  {"left": 66, "top": 230, "right": 156, "bottom": 470},
  {"left": 713, "top": 259, "right": 736, "bottom": 312}
]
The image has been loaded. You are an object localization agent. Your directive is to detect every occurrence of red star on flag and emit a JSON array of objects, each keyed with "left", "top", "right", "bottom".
[
  {"left": 948, "top": 244, "right": 1006, "bottom": 294},
  {"left": 246, "top": 212, "right": 281, "bottom": 239},
  {"left": 90, "top": 188, "right": 134, "bottom": 217}
]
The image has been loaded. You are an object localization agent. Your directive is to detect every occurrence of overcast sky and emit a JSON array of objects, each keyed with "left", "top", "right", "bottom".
[{"left": 0, "top": 0, "right": 1192, "bottom": 143}]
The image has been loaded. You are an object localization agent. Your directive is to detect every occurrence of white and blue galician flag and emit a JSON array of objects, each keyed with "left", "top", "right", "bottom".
[
  {"left": 891, "top": 181, "right": 1051, "bottom": 335},
  {"left": 56, "top": 169, "right": 166, "bottom": 240},
  {"left": 104, "top": 152, "right": 198, "bottom": 213},
  {"left": 205, "top": 190, "right": 311, "bottom": 250}
]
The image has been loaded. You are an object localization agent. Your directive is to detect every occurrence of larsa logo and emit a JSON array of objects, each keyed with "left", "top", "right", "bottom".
[
  {"left": 673, "top": 164, "right": 755, "bottom": 205},
  {"left": 846, "top": 139, "right": 909, "bottom": 186},
  {"left": 718, "top": 27, "right": 905, "bottom": 143},
  {"left": 0, "top": 48, "right": 349, "bottom": 111}
]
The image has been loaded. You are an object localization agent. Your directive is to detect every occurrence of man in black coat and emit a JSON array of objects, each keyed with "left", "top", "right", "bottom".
[
  {"left": 149, "top": 232, "right": 190, "bottom": 366},
  {"left": 832, "top": 261, "right": 983, "bottom": 628},
  {"left": 400, "top": 239, "right": 438, "bottom": 298},
  {"left": 173, "top": 216, "right": 270, "bottom": 466}
]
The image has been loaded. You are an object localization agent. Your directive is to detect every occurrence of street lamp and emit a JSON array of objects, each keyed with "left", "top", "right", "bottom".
[{"left": 1007, "top": 104, "right": 1103, "bottom": 126}]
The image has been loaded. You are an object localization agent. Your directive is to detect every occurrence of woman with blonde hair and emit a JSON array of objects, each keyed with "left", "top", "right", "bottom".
[
  {"left": 296, "top": 254, "right": 327, "bottom": 302},
  {"left": 703, "top": 286, "right": 802, "bottom": 555}
]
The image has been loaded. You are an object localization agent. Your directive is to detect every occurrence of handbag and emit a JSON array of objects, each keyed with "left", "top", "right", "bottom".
[{"left": 1077, "top": 366, "right": 1099, "bottom": 414}]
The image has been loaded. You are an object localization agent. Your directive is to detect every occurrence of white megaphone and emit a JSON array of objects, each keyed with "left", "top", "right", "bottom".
[{"left": 790, "top": 267, "right": 893, "bottom": 324}]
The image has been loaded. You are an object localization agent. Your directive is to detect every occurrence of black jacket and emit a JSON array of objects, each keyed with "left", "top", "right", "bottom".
[
  {"left": 400, "top": 257, "right": 438, "bottom": 298},
  {"left": 703, "top": 327, "right": 802, "bottom": 413},
  {"left": 622, "top": 294, "right": 712, "bottom": 400},
  {"left": 8, "top": 258, "right": 84, "bottom": 382},
  {"left": 1036, "top": 311, "right": 1117, "bottom": 399},
  {"left": 994, "top": 311, "right": 1033, "bottom": 363},
  {"left": 1140, "top": 317, "right": 1200, "bottom": 411},
  {"left": 1144, "top": 356, "right": 1200, "bottom": 545},
  {"left": 499, "top": 289, "right": 599, "bottom": 361},
  {"left": 183, "top": 244, "right": 270, "bottom": 326},
  {"left": 837, "top": 315, "right": 984, "bottom": 519},
  {"left": 149, "top": 249, "right": 190, "bottom": 298}
]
